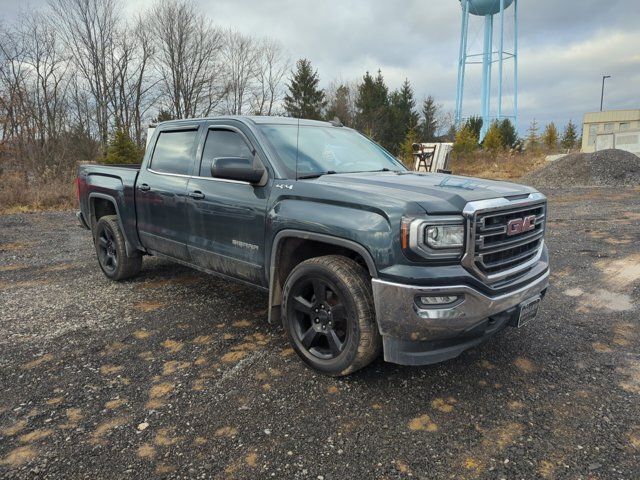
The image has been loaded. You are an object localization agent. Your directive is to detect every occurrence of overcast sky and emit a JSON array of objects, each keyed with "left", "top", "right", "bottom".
[{"left": 2, "top": 0, "right": 639, "bottom": 133}]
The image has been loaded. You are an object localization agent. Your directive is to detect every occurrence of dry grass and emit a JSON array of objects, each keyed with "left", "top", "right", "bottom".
[
  {"left": 450, "top": 151, "right": 547, "bottom": 181},
  {"left": 0, "top": 171, "right": 76, "bottom": 214}
]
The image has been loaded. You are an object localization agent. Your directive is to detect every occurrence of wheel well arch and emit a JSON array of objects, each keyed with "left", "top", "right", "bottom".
[
  {"left": 88, "top": 193, "right": 135, "bottom": 257},
  {"left": 90, "top": 196, "right": 117, "bottom": 228},
  {"left": 268, "top": 230, "right": 377, "bottom": 323}
]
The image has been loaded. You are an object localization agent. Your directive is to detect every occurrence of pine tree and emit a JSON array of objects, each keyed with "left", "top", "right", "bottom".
[
  {"left": 498, "top": 118, "right": 518, "bottom": 148},
  {"left": 482, "top": 121, "right": 504, "bottom": 153},
  {"left": 153, "top": 108, "right": 174, "bottom": 123},
  {"left": 284, "top": 59, "right": 326, "bottom": 120},
  {"left": 105, "top": 129, "right": 143, "bottom": 164},
  {"left": 465, "top": 116, "right": 483, "bottom": 141},
  {"left": 400, "top": 127, "right": 419, "bottom": 169},
  {"left": 420, "top": 95, "right": 439, "bottom": 142},
  {"left": 388, "top": 79, "right": 419, "bottom": 154},
  {"left": 325, "top": 84, "right": 352, "bottom": 126},
  {"left": 453, "top": 124, "right": 479, "bottom": 156},
  {"left": 541, "top": 122, "right": 559, "bottom": 151},
  {"left": 527, "top": 119, "right": 539, "bottom": 151},
  {"left": 354, "top": 70, "right": 390, "bottom": 147},
  {"left": 561, "top": 120, "right": 578, "bottom": 150}
]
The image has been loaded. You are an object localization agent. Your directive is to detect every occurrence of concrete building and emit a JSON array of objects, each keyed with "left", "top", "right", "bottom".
[{"left": 582, "top": 109, "right": 640, "bottom": 155}]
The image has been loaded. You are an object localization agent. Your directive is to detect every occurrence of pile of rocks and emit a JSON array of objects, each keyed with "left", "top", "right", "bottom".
[{"left": 523, "top": 149, "right": 640, "bottom": 187}]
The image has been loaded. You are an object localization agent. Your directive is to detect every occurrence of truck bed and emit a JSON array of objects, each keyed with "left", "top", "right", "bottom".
[{"left": 77, "top": 163, "right": 142, "bottom": 253}]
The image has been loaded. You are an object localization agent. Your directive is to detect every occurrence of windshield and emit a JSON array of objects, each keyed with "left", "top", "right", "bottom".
[{"left": 258, "top": 124, "right": 406, "bottom": 178}]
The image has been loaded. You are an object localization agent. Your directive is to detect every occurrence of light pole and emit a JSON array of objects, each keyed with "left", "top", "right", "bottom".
[{"left": 600, "top": 75, "right": 611, "bottom": 111}]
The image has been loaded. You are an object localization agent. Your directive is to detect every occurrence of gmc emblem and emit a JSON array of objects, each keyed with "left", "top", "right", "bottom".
[{"left": 507, "top": 215, "right": 536, "bottom": 236}]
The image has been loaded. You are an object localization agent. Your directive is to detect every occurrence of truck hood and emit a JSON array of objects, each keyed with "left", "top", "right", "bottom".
[{"left": 311, "top": 171, "right": 538, "bottom": 214}]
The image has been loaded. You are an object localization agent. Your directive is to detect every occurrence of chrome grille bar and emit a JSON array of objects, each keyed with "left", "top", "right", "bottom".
[{"left": 462, "top": 193, "right": 547, "bottom": 284}]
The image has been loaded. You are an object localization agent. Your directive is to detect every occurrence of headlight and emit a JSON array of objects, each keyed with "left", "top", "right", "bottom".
[
  {"left": 401, "top": 216, "right": 465, "bottom": 260},
  {"left": 425, "top": 225, "right": 464, "bottom": 249}
]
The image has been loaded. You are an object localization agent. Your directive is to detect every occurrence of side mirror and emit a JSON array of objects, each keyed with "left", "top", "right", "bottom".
[{"left": 211, "top": 157, "right": 265, "bottom": 184}]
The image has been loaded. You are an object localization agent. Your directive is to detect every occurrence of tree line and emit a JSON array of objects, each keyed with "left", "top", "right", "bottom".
[
  {"left": 453, "top": 116, "right": 580, "bottom": 156},
  {"left": 0, "top": 0, "right": 290, "bottom": 173},
  {"left": 282, "top": 59, "right": 453, "bottom": 163},
  {"left": 1, "top": 0, "right": 581, "bottom": 177}
]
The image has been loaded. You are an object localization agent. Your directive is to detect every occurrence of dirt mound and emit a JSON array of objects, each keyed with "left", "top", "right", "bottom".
[{"left": 523, "top": 149, "right": 640, "bottom": 187}]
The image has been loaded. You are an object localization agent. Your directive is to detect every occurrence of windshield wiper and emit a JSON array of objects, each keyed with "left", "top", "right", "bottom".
[
  {"left": 297, "top": 170, "right": 337, "bottom": 180},
  {"left": 343, "top": 167, "right": 400, "bottom": 174}
]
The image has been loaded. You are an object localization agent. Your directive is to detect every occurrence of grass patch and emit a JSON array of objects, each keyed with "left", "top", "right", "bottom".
[
  {"left": 0, "top": 171, "right": 76, "bottom": 214},
  {"left": 450, "top": 151, "right": 547, "bottom": 181}
]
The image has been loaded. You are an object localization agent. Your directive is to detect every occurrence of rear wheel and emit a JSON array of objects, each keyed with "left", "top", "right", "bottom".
[
  {"left": 94, "top": 215, "right": 141, "bottom": 281},
  {"left": 282, "top": 255, "right": 381, "bottom": 376}
]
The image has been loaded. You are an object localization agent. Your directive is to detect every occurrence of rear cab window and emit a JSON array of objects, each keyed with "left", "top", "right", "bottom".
[{"left": 150, "top": 129, "right": 199, "bottom": 175}]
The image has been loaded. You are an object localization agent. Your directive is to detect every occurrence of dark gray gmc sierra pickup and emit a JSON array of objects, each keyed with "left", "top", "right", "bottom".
[{"left": 76, "top": 116, "right": 549, "bottom": 376}]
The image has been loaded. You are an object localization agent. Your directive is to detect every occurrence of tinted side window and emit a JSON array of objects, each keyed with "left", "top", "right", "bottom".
[
  {"left": 200, "top": 130, "right": 254, "bottom": 177},
  {"left": 150, "top": 130, "right": 198, "bottom": 175}
]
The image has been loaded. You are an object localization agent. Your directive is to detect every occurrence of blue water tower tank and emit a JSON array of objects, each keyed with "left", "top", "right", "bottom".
[{"left": 460, "top": 0, "right": 514, "bottom": 16}]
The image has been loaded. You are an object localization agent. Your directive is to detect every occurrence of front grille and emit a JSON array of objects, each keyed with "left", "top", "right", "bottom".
[{"left": 465, "top": 199, "right": 546, "bottom": 283}]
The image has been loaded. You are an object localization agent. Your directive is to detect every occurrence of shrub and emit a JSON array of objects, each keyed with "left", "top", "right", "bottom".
[{"left": 105, "top": 129, "right": 143, "bottom": 165}]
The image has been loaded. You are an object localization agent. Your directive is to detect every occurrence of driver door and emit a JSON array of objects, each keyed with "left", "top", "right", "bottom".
[{"left": 185, "top": 124, "right": 270, "bottom": 286}]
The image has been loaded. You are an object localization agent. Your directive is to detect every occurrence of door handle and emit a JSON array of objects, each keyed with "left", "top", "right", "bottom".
[
  {"left": 138, "top": 183, "right": 151, "bottom": 192},
  {"left": 188, "top": 190, "right": 205, "bottom": 200}
]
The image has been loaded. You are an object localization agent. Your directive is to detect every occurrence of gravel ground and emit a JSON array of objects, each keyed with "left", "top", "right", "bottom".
[
  {"left": 523, "top": 149, "right": 640, "bottom": 188},
  {"left": 1, "top": 186, "right": 639, "bottom": 479}
]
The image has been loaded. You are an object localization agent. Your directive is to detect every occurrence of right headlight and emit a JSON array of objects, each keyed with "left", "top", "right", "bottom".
[{"left": 401, "top": 216, "right": 465, "bottom": 260}]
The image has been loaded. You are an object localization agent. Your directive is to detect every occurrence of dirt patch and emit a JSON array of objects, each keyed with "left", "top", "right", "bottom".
[
  {"left": 215, "top": 426, "right": 238, "bottom": 437},
  {"left": 161, "top": 340, "right": 183, "bottom": 353},
  {"left": 597, "top": 254, "right": 640, "bottom": 290},
  {"left": 21, "top": 353, "right": 54, "bottom": 370},
  {"left": 408, "top": 414, "right": 438, "bottom": 432},
  {"left": 19, "top": 429, "right": 54, "bottom": 443},
  {"left": 137, "top": 443, "right": 156, "bottom": 460},
  {"left": 146, "top": 382, "right": 174, "bottom": 409},
  {"left": 0, "top": 446, "right": 38, "bottom": 467},
  {"left": 90, "top": 416, "right": 129, "bottom": 445}
]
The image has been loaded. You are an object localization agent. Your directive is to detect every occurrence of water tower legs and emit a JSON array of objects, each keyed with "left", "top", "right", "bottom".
[
  {"left": 480, "top": 14, "right": 494, "bottom": 140},
  {"left": 455, "top": 0, "right": 470, "bottom": 127}
]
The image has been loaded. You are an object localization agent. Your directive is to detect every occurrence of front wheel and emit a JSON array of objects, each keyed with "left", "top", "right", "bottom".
[
  {"left": 282, "top": 255, "right": 382, "bottom": 376},
  {"left": 94, "top": 215, "right": 142, "bottom": 281}
]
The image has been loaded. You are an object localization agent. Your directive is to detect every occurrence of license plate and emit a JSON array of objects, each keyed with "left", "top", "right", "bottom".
[{"left": 517, "top": 296, "right": 540, "bottom": 327}]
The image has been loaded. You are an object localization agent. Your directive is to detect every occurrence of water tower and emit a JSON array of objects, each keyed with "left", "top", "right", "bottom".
[{"left": 454, "top": 0, "right": 519, "bottom": 140}]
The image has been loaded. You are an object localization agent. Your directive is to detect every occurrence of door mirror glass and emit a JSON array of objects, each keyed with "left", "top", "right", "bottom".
[{"left": 211, "top": 157, "right": 265, "bottom": 184}]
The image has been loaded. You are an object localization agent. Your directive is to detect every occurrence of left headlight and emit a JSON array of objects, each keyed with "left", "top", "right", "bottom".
[
  {"left": 425, "top": 224, "right": 464, "bottom": 249},
  {"left": 401, "top": 216, "right": 465, "bottom": 260}
]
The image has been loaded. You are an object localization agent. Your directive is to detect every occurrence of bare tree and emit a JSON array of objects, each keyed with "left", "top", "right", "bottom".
[
  {"left": 48, "top": 0, "right": 120, "bottom": 149},
  {"left": 0, "top": 14, "right": 75, "bottom": 174},
  {"left": 221, "top": 29, "right": 259, "bottom": 115},
  {"left": 251, "top": 38, "right": 289, "bottom": 116},
  {"left": 107, "top": 16, "right": 157, "bottom": 146},
  {"left": 150, "top": 0, "right": 225, "bottom": 118}
]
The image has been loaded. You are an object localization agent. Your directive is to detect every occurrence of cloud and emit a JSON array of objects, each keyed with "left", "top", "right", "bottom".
[{"left": 1, "top": 0, "right": 637, "bottom": 133}]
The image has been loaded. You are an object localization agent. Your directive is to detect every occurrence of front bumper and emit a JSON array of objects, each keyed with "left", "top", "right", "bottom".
[{"left": 371, "top": 270, "right": 549, "bottom": 365}]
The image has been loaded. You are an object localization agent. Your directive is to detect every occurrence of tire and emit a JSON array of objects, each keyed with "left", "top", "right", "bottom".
[
  {"left": 282, "top": 255, "right": 382, "bottom": 376},
  {"left": 94, "top": 215, "right": 142, "bottom": 281}
]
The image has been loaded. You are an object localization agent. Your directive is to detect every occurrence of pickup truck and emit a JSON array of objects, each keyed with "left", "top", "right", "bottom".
[{"left": 76, "top": 116, "right": 549, "bottom": 376}]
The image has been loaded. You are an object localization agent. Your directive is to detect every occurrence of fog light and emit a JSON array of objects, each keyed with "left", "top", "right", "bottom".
[{"left": 417, "top": 295, "right": 460, "bottom": 306}]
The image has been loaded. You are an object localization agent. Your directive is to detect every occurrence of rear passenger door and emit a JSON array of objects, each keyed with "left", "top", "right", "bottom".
[
  {"left": 136, "top": 125, "right": 199, "bottom": 261},
  {"left": 185, "top": 124, "right": 270, "bottom": 286}
]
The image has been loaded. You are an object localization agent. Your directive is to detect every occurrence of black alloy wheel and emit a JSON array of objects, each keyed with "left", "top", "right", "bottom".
[
  {"left": 97, "top": 223, "right": 118, "bottom": 275},
  {"left": 282, "top": 255, "right": 382, "bottom": 376},
  {"left": 93, "top": 215, "right": 142, "bottom": 281},
  {"left": 289, "top": 276, "right": 349, "bottom": 360}
]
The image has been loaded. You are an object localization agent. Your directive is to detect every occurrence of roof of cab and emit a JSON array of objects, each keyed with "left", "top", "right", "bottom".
[{"left": 154, "top": 115, "right": 334, "bottom": 129}]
